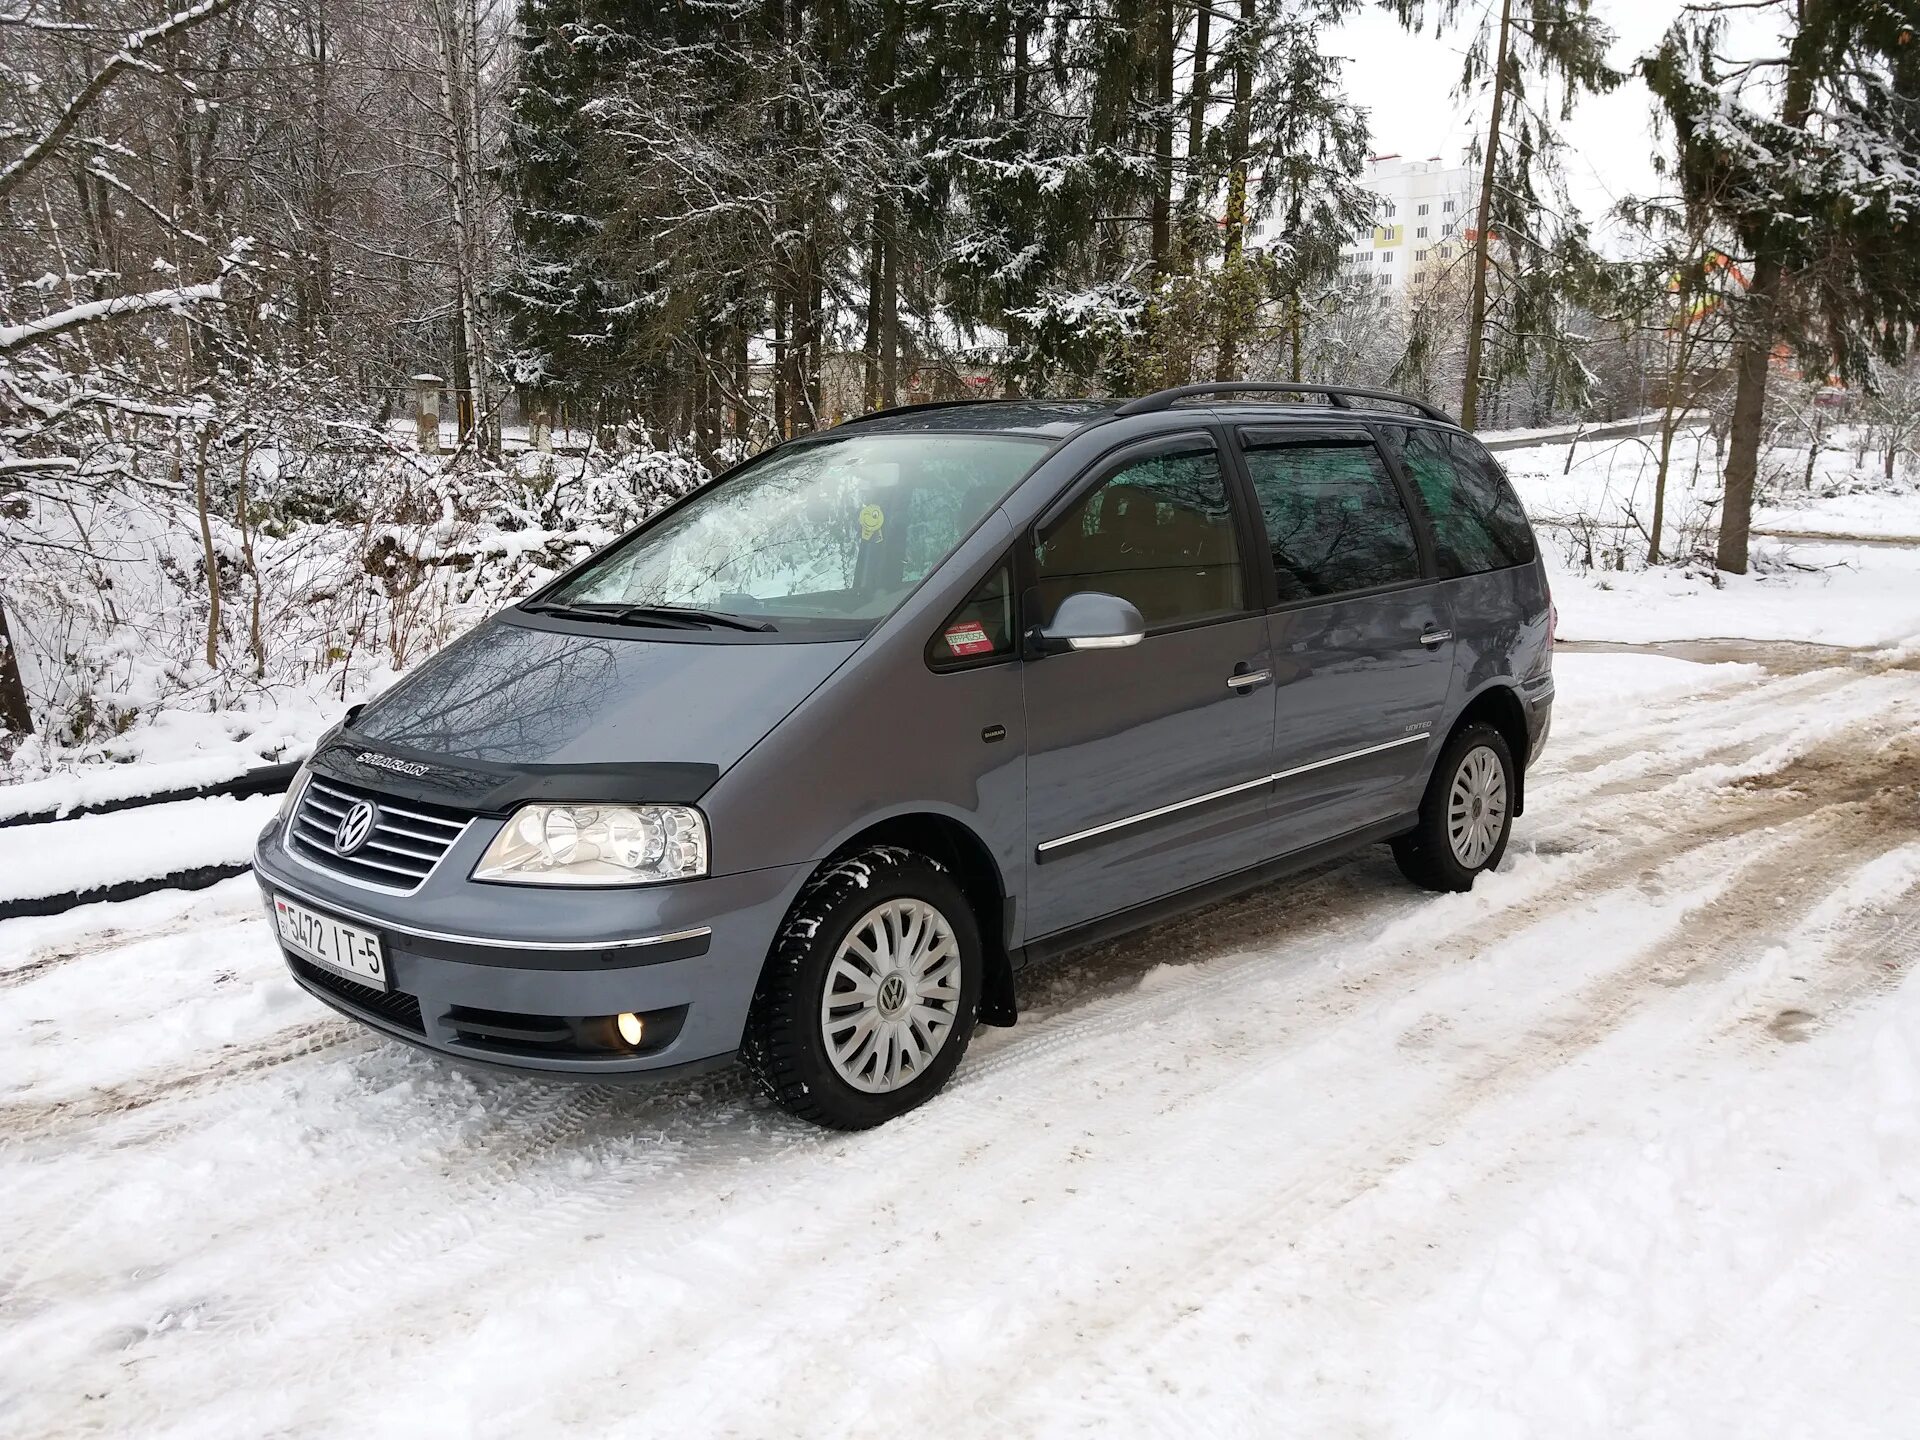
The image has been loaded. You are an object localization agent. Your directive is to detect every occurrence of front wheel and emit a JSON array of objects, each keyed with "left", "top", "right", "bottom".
[
  {"left": 743, "top": 846, "right": 981, "bottom": 1130},
  {"left": 1392, "top": 722, "right": 1515, "bottom": 893}
]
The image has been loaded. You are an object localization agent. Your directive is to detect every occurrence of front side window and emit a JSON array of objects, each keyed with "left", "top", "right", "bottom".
[
  {"left": 549, "top": 433, "right": 1045, "bottom": 629},
  {"left": 1033, "top": 445, "right": 1245, "bottom": 630},
  {"left": 928, "top": 561, "right": 1015, "bottom": 669},
  {"left": 1384, "top": 426, "right": 1536, "bottom": 577},
  {"left": 1242, "top": 434, "right": 1421, "bottom": 601}
]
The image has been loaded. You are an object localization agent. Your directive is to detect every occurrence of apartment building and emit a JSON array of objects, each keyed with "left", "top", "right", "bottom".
[{"left": 1335, "top": 155, "right": 1478, "bottom": 294}]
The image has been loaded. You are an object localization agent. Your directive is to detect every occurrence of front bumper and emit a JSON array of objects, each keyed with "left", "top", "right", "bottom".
[{"left": 253, "top": 820, "right": 807, "bottom": 1077}]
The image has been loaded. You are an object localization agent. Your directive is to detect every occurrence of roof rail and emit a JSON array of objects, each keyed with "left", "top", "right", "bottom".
[
  {"left": 833, "top": 398, "right": 1013, "bottom": 428},
  {"left": 1111, "top": 382, "right": 1456, "bottom": 426}
]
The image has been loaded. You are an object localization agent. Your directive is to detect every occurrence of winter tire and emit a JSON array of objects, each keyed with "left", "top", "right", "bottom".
[
  {"left": 1391, "top": 721, "right": 1515, "bottom": 893},
  {"left": 743, "top": 846, "right": 982, "bottom": 1130}
]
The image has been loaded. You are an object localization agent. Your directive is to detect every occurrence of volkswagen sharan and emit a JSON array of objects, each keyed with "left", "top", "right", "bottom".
[{"left": 254, "top": 382, "right": 1554, "bottom": 1129}]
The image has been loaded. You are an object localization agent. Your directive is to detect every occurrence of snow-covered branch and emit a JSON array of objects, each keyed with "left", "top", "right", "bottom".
[
  {"left": 0, "top": 240, "right": 249, "bottom": 354},
  {"left": 0, "top": 0, "right": 243, "bottom": 204}
]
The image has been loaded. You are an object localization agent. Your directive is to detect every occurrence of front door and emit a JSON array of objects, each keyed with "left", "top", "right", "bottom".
[
  {"left": 1233, "top": 424, "right": 1457, "bottom": 851},
  {"left": 1022, "top": 434, "right": 1275, "bottom": 939}
]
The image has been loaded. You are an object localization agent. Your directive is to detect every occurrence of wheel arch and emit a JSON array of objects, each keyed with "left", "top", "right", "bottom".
[
  {"left": 1448, "top": 682, "right": 1531, "bottom": 816},
  {"left": 804, "top": 812, "right": 1018, "bottom": 1028}
]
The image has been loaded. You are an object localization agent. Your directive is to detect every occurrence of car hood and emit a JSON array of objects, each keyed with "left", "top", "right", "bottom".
[{"left": 330, "top": 614, "right": 858, "bottom": 805}]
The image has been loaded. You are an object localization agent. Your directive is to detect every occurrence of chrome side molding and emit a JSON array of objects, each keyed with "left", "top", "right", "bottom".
[{"left": 1037, "top": 732, "right": 1432, "bottom": 858}]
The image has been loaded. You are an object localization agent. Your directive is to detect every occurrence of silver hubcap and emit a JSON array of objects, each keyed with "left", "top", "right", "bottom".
[
  {"left": 821, "top": 898, "right": 962, "bottom": 1094},
  {"left": 1447, "top": 745, "right": 1508, "bottom": 869}
]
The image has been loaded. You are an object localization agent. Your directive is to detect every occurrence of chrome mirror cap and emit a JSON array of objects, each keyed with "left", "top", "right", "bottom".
[{"left": 1036, "top": 592, "right": 1148, "bottom": 654}]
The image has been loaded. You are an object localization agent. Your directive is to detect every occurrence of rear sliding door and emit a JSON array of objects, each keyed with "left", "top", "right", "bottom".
[{"left": 1232, "top": 425, "right": 1457, "bottom": 853}]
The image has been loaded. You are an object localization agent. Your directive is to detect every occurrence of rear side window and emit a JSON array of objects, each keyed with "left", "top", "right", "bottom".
[
  {"left": 1241, "top": 433, "right": 1421, "bottom": 602},
  {"left": 1386, "top": 426, "right": 1535, "bottom": 576},
  {"left": 1033, "top": 445, "right": 1246, "bottom": 630},
  {"left": 927, "top": 562, "right": 1015, "bottom": 669}
]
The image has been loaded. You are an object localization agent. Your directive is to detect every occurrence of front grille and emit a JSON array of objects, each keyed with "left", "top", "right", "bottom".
[
  {"left": 289, "top": 956, "right": 425, "bottom": 1033},
  {"left": 287, "top": 775, "right": 469, "bottom": 892}
]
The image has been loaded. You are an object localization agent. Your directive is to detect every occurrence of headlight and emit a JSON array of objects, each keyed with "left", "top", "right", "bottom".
[{"left": 471, "top": 803, "right": 708, "bottom": 886}]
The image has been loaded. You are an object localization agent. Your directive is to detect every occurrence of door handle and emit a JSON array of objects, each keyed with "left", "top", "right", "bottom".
[
  {"left": 1419, "top": 629, "right": 1453, "bottom": 648},
  {"left": 1227, "top": 666, "right": 1272, "bottom": 692}
]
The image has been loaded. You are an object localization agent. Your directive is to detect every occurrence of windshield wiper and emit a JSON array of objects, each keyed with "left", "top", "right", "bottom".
[
  {"left": 521, "top": 600, "right": 622, "bottom": 623},
  {"left": 614, "top": 604, "right": 776, "bottom": 633},
  {"left": 521, "top": 599, "right": 775, "bottom": 633}
]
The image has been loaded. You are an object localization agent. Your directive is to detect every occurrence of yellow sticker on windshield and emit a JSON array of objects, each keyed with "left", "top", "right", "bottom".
[{"left": 859, "top": 503, "right": 885, "bottom": 542}]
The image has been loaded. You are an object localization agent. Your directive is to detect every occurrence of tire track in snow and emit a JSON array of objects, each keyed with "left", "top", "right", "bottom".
[
  {"left": 780, "top": 816, "right": 1916, "bottom": 1433},
  {"left": 449, "top": 833, "right": 1809, "bottom": 1431}
]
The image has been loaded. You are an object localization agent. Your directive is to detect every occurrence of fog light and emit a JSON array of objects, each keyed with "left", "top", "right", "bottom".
[{"left": 615, "top": 1011, "right": 645, "bottom": 1047}]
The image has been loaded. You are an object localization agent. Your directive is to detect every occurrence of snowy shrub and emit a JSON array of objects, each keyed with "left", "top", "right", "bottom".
[{"left": 0, "top": 431, "right": 706, "bottom": 765}]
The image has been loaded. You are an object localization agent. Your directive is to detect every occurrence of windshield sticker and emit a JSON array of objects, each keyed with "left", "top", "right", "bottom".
[
  {"left": 944, "top": 621, "right": 995, "bottom": 656},
  {"left": 859, "top": 503, "right": 885, "bottom": 542}
]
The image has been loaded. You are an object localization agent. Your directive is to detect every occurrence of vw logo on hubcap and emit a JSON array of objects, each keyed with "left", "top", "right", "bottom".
[
  {"left": 876, "top": 972, "right": 909, "bottom": 1017},
  {"left": 334, "top": 800, "right": 377, "bottom": 856}
]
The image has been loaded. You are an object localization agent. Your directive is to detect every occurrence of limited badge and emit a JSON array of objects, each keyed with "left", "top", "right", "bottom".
[
  {"left": 859, "top": 503, "right": 885, "bottom": 541},
  {"left": 944, "top": 621, "right": 994, "bottom": 656}
]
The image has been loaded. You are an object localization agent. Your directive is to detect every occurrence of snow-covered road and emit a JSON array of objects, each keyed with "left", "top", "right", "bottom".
[{"left": 5, "top": 642, "right": 1920, "bottom": 1437}]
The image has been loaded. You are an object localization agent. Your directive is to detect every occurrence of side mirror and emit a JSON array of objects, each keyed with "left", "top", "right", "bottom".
[{"left": 1034, "top": 591, "right": 1147, "bottom": 654}]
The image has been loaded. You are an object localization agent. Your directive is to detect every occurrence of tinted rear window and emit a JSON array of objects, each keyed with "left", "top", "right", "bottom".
[
  {"left": 1384, "top": 426, "right": 1536, "bottom": 576},
  {"left": 1241, "top": 434, "right": 1421, "bottom": 601}
]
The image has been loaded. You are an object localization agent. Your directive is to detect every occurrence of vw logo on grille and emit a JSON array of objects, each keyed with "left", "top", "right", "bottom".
[{"left": 334, "top": 800, "right": 377, "bottom": 856}]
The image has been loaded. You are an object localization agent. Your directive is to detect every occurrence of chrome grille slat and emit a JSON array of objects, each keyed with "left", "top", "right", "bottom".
[
  {"left": 297, "top": 846, "right": 420, "bottom": 879},
  {"left": 376, "top": 818, "right": 463, "bottom": 844},
  {"left": 359, "top": 835, "right": 441, "bottom": 862},
  {"left": 286, "top": 776, "right": 470, "bottom": 894},
  {"left": 367, "top": 803, "right": 466, "bottom": 831}
]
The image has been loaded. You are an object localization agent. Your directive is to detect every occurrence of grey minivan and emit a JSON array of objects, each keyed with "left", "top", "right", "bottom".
[{"left": 254, "top": 383, "right": 1553, "bottom": 1129}]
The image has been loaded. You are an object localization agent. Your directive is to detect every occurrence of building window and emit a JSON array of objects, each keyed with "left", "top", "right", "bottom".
[
  {"left": 1418, "top": 203, "right": 1430, "bottom": 216},
  {"left": 1415, "top": 249, "right": 1428, "bottom": 262},
  {"left": 1381, "top": 251, "right": 1393, "bottom": 264},
  {"left": 1416, "top": 226, "right": 1428, "bottom": 238},
  {"left": 1443, "top": 199, "right": 1456, "bottom": 213},
  {"left": 1439, "top": 245, "right": 1452, "bottom": 258}
]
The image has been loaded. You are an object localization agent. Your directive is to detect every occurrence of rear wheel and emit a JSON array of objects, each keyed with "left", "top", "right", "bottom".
[
  {"left": 1392, "top": 722, "right": 1515, "bottom": 893},
  {"left": 743, "top": 846, "right": 981, "bottom": 1130}
]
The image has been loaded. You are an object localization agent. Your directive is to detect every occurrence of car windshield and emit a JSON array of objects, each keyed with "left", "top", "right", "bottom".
[{"left": 545, "top": 431, "right": 1046, "bottom": 627}]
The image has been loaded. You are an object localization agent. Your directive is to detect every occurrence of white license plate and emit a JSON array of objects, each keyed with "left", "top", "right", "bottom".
[{"left": 274, "top": 895, "right": 388, "bottom": 991}]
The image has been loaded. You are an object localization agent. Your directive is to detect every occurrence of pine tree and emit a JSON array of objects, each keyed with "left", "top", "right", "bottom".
[
  {"left": 1382, "top": 0, "right": 1619, "bottom": 429},
  {"left": 499, "top": 0, "right": 643, "bottom": 419},
  {"left": 1643, "top": 0, "right": 1920, "bottom": 574}
]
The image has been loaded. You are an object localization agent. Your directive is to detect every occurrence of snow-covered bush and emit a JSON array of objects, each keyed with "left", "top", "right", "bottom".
[{"left": 1, "top": 427, "right": 705, "bottom": 769}]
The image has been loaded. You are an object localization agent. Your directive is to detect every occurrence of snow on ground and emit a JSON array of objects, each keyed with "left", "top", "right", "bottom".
[
  {"left": 1757, "top": 486, "right": 1920, "bottom": 542},
  {"left": 4, "top": 497, "right": 1920, "bottom": 1437},
  {"left": 0, "top": 691, "right": 335, "bottom": 821},
  {"left": 0, "top": 794, "right": 279, "bottom": 903},
  {"left": 1550, "top": 538, "right": 1920, "bottom": 647},
  {"left": 1495, "top": 425, "right": 1920, "bottom": 647}
]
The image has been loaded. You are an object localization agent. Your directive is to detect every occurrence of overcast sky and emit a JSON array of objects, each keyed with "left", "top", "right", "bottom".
[{"left": 1327, "top": 2, "right": 1686, "bottom": 242}]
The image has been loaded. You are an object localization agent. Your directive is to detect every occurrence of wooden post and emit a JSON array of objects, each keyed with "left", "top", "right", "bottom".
[
  {"left": 413, "top": 373, "right": 444, "bottom": 454},
  {"left": 0, "top": 594, "right": 33, "bottom": 743}
]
